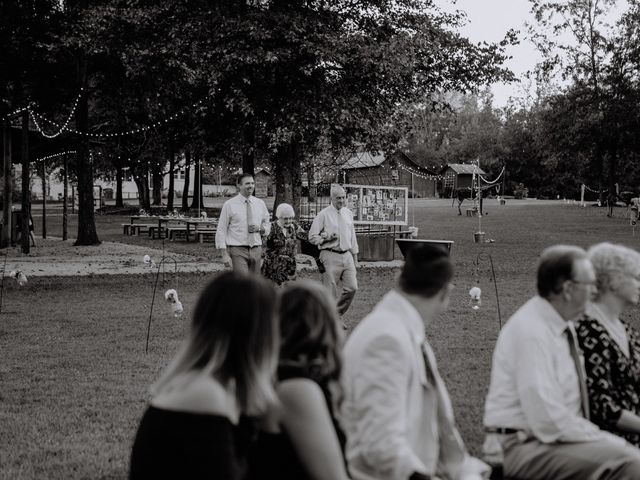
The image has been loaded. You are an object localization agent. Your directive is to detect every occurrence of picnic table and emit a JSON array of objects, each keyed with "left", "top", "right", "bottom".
[{"left": 184, "top": 218, "right": 218, "bottom": 242}]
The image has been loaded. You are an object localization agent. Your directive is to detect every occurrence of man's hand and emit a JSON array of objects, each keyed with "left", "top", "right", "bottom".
[
  {"left": 221, "top": 250, "right": 232, "bottom": 268},
  {"left": 353, "top": 253, "right": 359, "bottom": 268}
]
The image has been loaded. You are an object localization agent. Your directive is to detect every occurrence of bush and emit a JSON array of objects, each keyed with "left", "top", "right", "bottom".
[{"left": 514, "top": 183, "right": 528, "bottom": 199}]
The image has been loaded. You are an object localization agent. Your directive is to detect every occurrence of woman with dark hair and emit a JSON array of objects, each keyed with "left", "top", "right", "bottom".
[
  {"left": 129, "top": 271, "right": 279, "bottom": 480},
  {"left": 247, "top": 280, "right": 350, "bottom": 480}
]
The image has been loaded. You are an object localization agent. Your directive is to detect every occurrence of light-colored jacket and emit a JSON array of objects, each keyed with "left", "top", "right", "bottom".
[{"left": 341, "top": 290, "right": 485, "bottom": 480}]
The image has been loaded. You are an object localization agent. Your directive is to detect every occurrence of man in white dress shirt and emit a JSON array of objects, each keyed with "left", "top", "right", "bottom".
[
  {"left": 483, "top": 245, "right": 640, "bottom": 479},
  {"left": 308, "top": 185, "right": 359, "bottom": 315},
  {"left": 215, "top": 174, "right": 271, "bottom": 274},
  {"left": 341, "top": 243, "right": 489, "bottom": 480}
]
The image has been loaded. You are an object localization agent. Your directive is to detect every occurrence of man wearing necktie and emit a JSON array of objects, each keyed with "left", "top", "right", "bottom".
[
  {"left": 483, "top": 245, "right": 640, "bottom": 479},
  {"left": 309, "top": 185, "right": 359, "bottom": 316},
  {"left": 341, "top": 244, "right": 489, "bottom": 480},
  {"left": 215, "top": 174, "right": 271, "bottom": 274}
]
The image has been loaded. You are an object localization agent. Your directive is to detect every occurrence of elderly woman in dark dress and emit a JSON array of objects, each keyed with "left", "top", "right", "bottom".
[
  {"left": 262, "top": 203, "right": 302, "bottom": 286},
  {"left": 577, "top": 242, "right": 640, "bottom": 446}
]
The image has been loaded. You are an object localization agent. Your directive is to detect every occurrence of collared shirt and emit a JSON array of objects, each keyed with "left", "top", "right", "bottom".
[
  {"left": 215, "top": 194, "right": 271, "bottom": 249},
  {"left": 308, "top": 204, "right": 359, "bottom": 254},
  {"left": 341, "top": 290, "right": 481, "bottom": 480},
  {"left": 483, "top": 296, "right": 604, "bottom": 443}
]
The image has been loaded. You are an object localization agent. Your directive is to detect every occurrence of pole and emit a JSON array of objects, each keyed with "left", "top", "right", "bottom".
[
  {"left": 41, "top": 160, "right": 46, "bottom": 239},
  {"left": 71, "top": 184, "right": 75, "bottom": 214},
  {"left": 411, "top": 172, "right": 415, "bottom": 226},
  {"left": 20, "top": 109, "right": 29, "bottom": 254}
]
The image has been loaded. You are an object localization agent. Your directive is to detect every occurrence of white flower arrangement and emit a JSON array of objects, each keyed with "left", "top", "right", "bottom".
[
  {"left": 164, "top": 289, "right": 183, "bottom": 317},
  {"left": 9, "top": 270, "right": 28, "bottom": 286},
  {"left": 469, "top": 286, "right": 482, "bottom": 310},
  {"left": 200, "top": 211, "right": 207, "bottom": 219},
  {"left": 143, "top": 255, "right": 156, "bottom": 268}
]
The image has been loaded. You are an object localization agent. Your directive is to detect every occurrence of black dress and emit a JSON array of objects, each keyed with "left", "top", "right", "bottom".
[
  {"left": 246, "top": 365, "right": 348, "bottom": 480},
  {"left": 261, "top": 221, "right": 298, "bottom": 286},
  {"left": 129, "top": 406, "right": 249, "bottom": 480},
  {"left": 577, "top": 316, "right": 640, "bottom": 447}
]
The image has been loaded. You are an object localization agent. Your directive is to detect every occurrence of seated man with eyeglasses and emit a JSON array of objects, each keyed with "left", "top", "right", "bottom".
[{"left": 483, "top": 245, "right": 640, "bottom": 480}]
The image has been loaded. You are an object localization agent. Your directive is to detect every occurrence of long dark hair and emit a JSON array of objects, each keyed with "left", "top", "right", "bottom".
[
  {"left": 154, "top": 271, "right": 278, "bottom": 415},
  {"left": 278, "top": 281, "right": 342, "bottom": 384}
]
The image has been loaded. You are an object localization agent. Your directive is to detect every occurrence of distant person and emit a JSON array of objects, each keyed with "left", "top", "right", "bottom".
[
  {"left": 248, "top": 281, "right": 349, "bottom": 480},
  {"left": 456, "top": 189, "right": 465, "bottom": 215},
  {"left": 483, "top": 245, "right": 640, "bottom": 479},
  {"left": 262, "top": 203, "right": 303, "bottom": 286},
  {"left": 577, "top": 243, "right": 640, "bottom": 447},
  {"left": 215, "top": 174, "right": 271, "bottom": 274},
  {"left": 341, "top": 243, "right": 489, "bottom": 480},
  {"left": 308, "top": 185, "right": 359, "bottom": 317},
  {"left": 129, "top": 272, "right": 278, "bottom": 480},
  {"left": 15, "top": 205, "right": 36, "bottom": 247}
]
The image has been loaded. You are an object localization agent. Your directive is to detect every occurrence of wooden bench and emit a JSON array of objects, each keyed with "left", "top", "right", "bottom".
[
  {"left": 466, "top": 208, "right": 478, "bottom": 217},
  {"left": 166, "top": 226, "right": 188, "bottom": 240},
  {"left": 122, "top": 224, "right": 132, "bottom": 235},
  {"left": 196, "top": 228, "right": 217, "bottom": 243},
  {"left": 131, "top": 224, "right": 155, "bottom": 235},
  {"left": 148, "top": 226, "right": 166, "bottom": 239}
]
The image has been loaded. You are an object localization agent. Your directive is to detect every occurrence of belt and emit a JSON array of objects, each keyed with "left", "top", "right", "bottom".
[
  {"left": 326, "top": 249, "right": 349, "bottom": 254},
  {"left": 229, "top": 245, "right": 261, "bottom": 249},
  {"left": 484, "top": 427, "right": 520, "bottom": 435}
]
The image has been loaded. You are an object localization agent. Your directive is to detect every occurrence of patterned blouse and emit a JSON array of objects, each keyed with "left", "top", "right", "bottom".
[
  {"left": 577, "top": 315, "right": 640, "bottom": 446},
  {"left": 261, "top": 221, "right": 298, "bottom": 286}
]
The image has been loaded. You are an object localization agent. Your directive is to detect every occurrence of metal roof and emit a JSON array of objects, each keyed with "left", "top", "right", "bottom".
[
  {"left": 444, "top": 163, "right": 486, "bottom": 175},
  {"left": 341, "top": 151, "right": 387, "bottom": 170}
]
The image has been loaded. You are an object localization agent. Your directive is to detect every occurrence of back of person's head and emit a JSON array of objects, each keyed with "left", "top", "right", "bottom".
[
  {"left": 537, "top": 245, "right": 587, "bottom": 298},
  {"left": 154, "top": 271, "right": 278, "bottom": 415},
  {"left": 398, "top": 243, "right": 453, "bottom": 298},
  {"left": 588, "top": 242, "right": 640, "bottom": 299},
  {"left": 278, "top": 280, "right": 342, "bottom": 382}
]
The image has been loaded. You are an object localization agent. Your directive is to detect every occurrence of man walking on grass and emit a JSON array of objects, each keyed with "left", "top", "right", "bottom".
[
  {"left": 308, "top": 184, "right": 359, "bottom": 316},
  {"left": 215, "top": 173, "right": 270, "bottom": 274}
]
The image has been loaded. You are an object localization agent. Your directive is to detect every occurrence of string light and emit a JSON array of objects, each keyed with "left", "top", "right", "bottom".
[
  {"left": 396, "top": 162, "right": 443, "bottom": 180},
  {"left": 28, "top": 98, "right": 206, "bottom": 139},
  {"left": 479, "top": 166, "right": 505, "bottom": 185},
  {"left": 34, "top": 151, "right": 76, "bottom": 163},
  {"left": 27, "top": 90, "right": 84, "bottom": 138},
  {"left": 1, "top": 106, "right": 28, "bottom": 123}
]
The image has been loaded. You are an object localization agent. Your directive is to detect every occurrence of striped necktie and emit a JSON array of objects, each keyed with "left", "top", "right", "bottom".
[{"left": 566, "top": 321, "right": 590, "bottom": 420}]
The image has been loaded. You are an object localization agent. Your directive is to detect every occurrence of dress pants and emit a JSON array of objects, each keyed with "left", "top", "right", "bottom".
[
  {"left": 502, "top": 434, "right": 640, "bottom": 480},
  {"left": 228, "top": 246, "right": 262, "bottom": 274},
  {"left": 319, "top": 250, "right": 357, "bottom": 315}
]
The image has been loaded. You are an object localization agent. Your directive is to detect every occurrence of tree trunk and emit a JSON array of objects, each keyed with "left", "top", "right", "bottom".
[
  {"left": 2, "top": 121, "right": 12, "bottom": 248},
  {"left": 182, "top": 149, "right": 191, "bottom": 211},
  {"left": 41, "top": 161, "right": 46, "bottom": 239},
  {"left": 151, "top": 161, "right": 163, "bottom": 206},
  {"left": 74, "top": 71, "right": 100, "bottom": 246},
  {"left": 20, "top": 110, "right": 30, "bottom": 254},
  {"left": 242, "top": 123, "right": 255, "bottom": 176},
  {"left": 115, "top": 163, "right": 123, "bottom": 208},
  {"left": 190, "top": 151, "right": 202, "bottom": 210},
  {"left": 167, "top": 140, "right": 175, "bottom": 211},
  {"left": 63, "top": 155, "right": 68, "bottom": 241},
  {"left": 273, "top": 141, "right": 302, "bottom": 219}
]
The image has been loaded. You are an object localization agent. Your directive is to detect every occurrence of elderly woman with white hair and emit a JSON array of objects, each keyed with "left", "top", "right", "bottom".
[
  {"left": 577, "top": 242, "right": 640, "bottom": 447},
  {"left": 261, "top": 203, "right": 302, "bottom": 286}
]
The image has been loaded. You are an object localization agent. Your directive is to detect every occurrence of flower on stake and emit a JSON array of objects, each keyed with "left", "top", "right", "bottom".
[
  {"left": 10, "top": 270, "right": 28, "bottom": 286},
  {"left": 469, "top": 286, "right": 482, "bottom": 310},
  {"left": 164, "top": 289, "right": 183, "bottom": 317}
]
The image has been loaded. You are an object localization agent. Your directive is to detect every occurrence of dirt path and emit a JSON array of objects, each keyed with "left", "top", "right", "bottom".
[{"left": 3, "top": 239, "right": 402, "bottom": 277}]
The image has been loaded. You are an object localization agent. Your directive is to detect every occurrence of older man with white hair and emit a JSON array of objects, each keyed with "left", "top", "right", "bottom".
[{"left": 309, "top": 185, "right": 359, "bottom": 316}]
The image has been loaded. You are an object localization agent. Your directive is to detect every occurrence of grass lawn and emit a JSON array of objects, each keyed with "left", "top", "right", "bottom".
[{"left": 3, "top": 199, "right": 640, "bottom": 478}]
